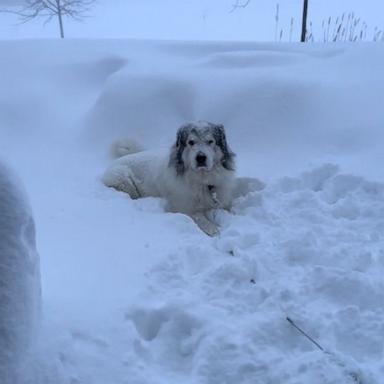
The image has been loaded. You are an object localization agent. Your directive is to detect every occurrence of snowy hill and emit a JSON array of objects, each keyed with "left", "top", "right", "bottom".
[{"left": 1, "top": 39, "right": 383, "bottom": 383}]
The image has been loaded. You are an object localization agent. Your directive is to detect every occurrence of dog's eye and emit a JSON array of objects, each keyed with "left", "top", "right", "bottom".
[
  {"left": 208, "top": 140, "right": 214, "bottom": 145},
  {"left": 188, "top": 140, "right": 195, "bottom": 146}
]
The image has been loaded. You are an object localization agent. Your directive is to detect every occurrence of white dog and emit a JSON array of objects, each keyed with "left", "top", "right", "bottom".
[{"left": 102, "top": 121, "right": 259, "bottom": 236}]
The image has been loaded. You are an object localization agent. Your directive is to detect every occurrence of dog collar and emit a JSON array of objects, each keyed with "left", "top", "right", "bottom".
[{"left": 207, "top": 184, "right": 220, "bottom": 206}]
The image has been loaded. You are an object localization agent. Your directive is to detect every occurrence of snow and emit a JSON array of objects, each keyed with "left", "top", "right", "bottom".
[
  {"left": 1, "top": 0, "right": 384, "bottom": 42},
  {"left": 0, "top": 162, "right": 41, "bottom": 384},
  {"left": 1, "top": 39, "right": 384, "bottom": 383}
]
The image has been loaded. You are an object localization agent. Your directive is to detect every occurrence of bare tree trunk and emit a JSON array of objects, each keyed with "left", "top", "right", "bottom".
[
  {"left": 56, "top": 0, "right": 65, "bottom": 38},
  {"left": 1, "top": 0, "right": 95, "bottom": 37},
  {"left": 301, "top": 0, "right": 308, "bottom": 42}
]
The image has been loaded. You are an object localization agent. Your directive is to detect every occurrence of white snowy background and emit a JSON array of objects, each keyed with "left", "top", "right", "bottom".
[
  {"left": 0, "top": 1, "right": 384, "bottom": 383},
  {"left": 1, "top": 0, "right": 384, "bottom": 41}
]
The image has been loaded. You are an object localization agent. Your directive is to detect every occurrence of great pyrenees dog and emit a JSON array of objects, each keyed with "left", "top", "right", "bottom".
[{"left": 103, "top": 121, "right": 259, "bottom": 236}]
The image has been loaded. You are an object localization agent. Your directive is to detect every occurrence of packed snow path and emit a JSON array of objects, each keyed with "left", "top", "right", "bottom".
[{"left": 0, "top": 40, "right": 383, "bottom": 383}]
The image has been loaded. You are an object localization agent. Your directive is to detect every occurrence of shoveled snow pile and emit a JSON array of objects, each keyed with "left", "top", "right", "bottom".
[
  {"left": 126, "top": 163, "right": 384, "bottom": 384},
  {"left": 0, "top": 40, "right": 383, "bottom": 383},
  {"left": 0, "top": 162, "right": 41, "bottom": 384}
]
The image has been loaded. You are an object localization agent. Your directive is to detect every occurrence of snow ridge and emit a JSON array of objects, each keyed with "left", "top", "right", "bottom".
[
  {"left": 0, "top": 162, "right": 41, "bottom": 384},
  {"left": 2, "top": 40, "right": 384, "bottom": 383},
  {"left": 124, "top": 164, "right": 382, "bottom": 384},
  {"left": 50, "top": 164, "right": 383, "bottom": 384}
]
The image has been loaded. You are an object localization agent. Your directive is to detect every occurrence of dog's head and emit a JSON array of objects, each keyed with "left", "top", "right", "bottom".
[{"left": 169, "top": 121, "right": 235, "bottom": 176}]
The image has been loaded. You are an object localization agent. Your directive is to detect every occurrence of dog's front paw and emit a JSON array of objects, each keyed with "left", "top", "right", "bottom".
[
  {"left": 191, "top": 213, "right": 220, "bottom": 237},
  {"left": 203, "top": 222, "right": 220, "bottom": 237}
]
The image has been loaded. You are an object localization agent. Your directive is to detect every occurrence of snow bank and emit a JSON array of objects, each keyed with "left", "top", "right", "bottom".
[
  {"left": 84, "top": 42, "right": 384, "bottom": 182},
  {"left": 121, "top": 164, "right": 382, "bottom": 384},
  {"left": 0, "top": 162, "right": 41, "bottom": 384},
  {"left": 1, "top": 39, "right": 383, "bottom": 383}
]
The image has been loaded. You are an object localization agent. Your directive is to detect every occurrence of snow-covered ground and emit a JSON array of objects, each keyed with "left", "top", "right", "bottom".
[{"left": 1, "top": 39, "right": 384, "bottom": 383}]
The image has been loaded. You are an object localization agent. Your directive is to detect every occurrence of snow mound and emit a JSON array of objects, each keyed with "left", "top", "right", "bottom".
[
  {"left": 86, "top": 71, "right": 196, "bottom": 149},
  {"left": 0, "top": 162, "right": 41, "bottom": 384},
  {"left": 48, "top": 165, "right": 383, "bottom": 384},
  {"left": 124, "top": 164, "right": 382, "bottom": 383},
  {"left": 83, "top": 43, "right": 384, "bottom": 184},
  {"left": 2, "top": 40, "right": 384, "bottom": 383}
]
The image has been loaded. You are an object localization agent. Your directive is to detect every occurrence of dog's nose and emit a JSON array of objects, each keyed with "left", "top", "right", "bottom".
[{"left": 196, "top": 153, "right": 207, "bottom": 166}]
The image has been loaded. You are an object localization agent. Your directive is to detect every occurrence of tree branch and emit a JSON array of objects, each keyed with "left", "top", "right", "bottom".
[
  {"left": 0, "top": 0, "right": 96, "bottom": 37},
  {"left": 230, "top": 0, "right": 251, "bottom": 13}
]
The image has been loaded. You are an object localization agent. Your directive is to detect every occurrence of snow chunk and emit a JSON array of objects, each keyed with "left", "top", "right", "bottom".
[{"left": 0, "top": 162, "right": 41, "bottom": 384}]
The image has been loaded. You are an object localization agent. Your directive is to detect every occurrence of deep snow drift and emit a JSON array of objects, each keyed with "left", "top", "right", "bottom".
[
  {"left": 0, "top": 39, "right": 383, "bottom": 383},
  {"left": 0, "top": 162, "right": 41, "bottom": 384}
]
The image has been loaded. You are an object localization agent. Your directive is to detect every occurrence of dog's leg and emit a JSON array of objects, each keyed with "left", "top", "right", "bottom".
[
  {"left": 191, "top": 212, "right": 220, "bottom": 237},
  {"left": 102, "top": 168, "right": 141, "bottom": 199}
]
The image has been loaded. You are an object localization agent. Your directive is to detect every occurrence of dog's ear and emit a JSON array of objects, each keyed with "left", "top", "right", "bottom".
[
  {"left": 213, "top": 124, "right": 236, "bottom": 171},
  {"left": 169, "top": 125, "right": 189, "bottom": 175}
]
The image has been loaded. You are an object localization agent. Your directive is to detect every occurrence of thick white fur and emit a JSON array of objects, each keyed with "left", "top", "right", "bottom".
[
  {"left": 103, "top": 123, "right": 264, "bottom": 235},
  {"left": 104, "top": 151, "right": 235, "bottom": 212},
  {"left": 102, "top": 141, "right": 235, "bottom": 236}
]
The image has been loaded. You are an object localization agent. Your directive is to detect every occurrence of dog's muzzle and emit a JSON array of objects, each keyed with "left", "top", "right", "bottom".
[{"left": 196, "top": 152, "right": 207, "bottom": 168}]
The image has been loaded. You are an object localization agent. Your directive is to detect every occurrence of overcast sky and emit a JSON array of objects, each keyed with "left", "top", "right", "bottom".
[
  {"left": 0, "top": 0, "right": 383, "bottom": 41},
  {"left": 0, "top": 0, "right": 23, "bottom": 4}
]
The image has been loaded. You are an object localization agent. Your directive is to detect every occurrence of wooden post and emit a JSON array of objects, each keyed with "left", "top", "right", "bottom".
[{"left": 301, "top": 0, "right": 308, "bottom": 42}]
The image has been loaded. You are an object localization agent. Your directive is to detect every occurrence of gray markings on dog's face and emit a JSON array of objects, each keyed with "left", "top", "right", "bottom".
[{"left": 169, "top": 121, "right": 235, "bottom": 175}]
